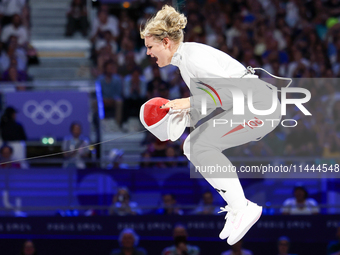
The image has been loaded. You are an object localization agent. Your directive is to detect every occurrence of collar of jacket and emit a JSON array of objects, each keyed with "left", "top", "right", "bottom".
[{"left": 170, "top": 42, "right": 183, "bottom": 67}]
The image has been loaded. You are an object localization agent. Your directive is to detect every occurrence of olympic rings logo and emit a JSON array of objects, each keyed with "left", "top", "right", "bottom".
[{"left": 23, "top": 100, "right": 73, "bottom": 125}]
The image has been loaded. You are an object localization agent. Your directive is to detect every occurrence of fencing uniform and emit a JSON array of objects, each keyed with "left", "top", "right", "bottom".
[
  {"left": 141, "top": 41, "right": 283, "bottom": 245},
  {"left": 169, "top": 42, "right": 282, "bottom": 220}
]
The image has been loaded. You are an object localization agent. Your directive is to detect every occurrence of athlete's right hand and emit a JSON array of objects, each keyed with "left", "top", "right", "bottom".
[{"left": 160, "top": 97, "right": 190, "bottom": 110}]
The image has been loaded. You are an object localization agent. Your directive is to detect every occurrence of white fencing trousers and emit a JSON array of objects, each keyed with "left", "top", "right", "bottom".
[{"left": 183, "top": 86, "right": 282, "bottom": 210}]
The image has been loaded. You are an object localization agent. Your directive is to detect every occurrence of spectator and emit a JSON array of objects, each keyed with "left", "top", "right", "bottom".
[
  {"left": 117, "top": 35, "right": 136, "bottom": 63},
  {"left": 95, "top": 42, "right": 117, "bottom": 76},
  {"left": 0, "top": 36, "right": 27, "bottom": 72},
  {"left": 122, "top": 67, "right": 147, "bottom": 122},
  {"left": 156, "top": 193, "right": 183, "bottom": 215},
  {"left": 1, "top": 14, "right": 28, "bottom": 47},
  {"left": 146, "top": 65, "right": 170, "bottom": 99},
  {"left": 327, "top": 225, "right": 340, "bottom": 255},
  {"left": 111, "top": 228, "right": 147, "bottom": 255},
  {"left": 277, "top": 236, "right": 298, "bottom": 255},
  {"left": 0, "top": 0, "right": 26, "bottom": 27},
  {"left": 0, "top": 144, "right": 21, "bottom": 168},
  {"left": 0, "top": 106, "right": 26, "bottom": 142},
  {"left": 137, "top": 6, "right": 155, "bottom": 32},
  {"left": 287, "top": 47, "right": 310, "bottom": 78},
  {"left": 281, "top": 184, "right": 320, "bottom": 215},
  {"left": 20, "top": 240, "right": 37, "bottom": 255},
  {"left": 146, "top": 136, "right": 169, "bottom": 168},
  {"left": 90, "top": 8, "right": 119, "bottom": 44},
  {"left": 192, "top": 191, "right": 219, "bottom": 215},
  {"left": 118, "top": 9, "right": 137, "bottom": 43},
  {"left": 168, "top": 72, "right": 185, "bottom": 100},
  {"left": 161, "top": 224, "right": 200, "bottom": 255},
  {"left": 96, "top": 60, "right": 123, "bottom": 125},
  {"left": 221, "top": 239, "right": 253, "bottom": 255},
  {"left": 117, "top": 42, "right": 138, "bottom": 76},
  {"left": 164, "top": 146, "right": 179, "bottom": 168},
  {"left": 95, "top": 30, "right": 118, "bottom": 56},
  {"left": 140, "top": 132, "right": 168, "bottom": 168},
  {"left": 65, "top": 0, "right": 88, "bottom": 37},
  {"left": 142, "top": 56, "right": 172, "bottom": 83},
  {"left": 155, "top": 79, "right": 169, "bottom": 100},
  {"left": 62, "top": 122, "right": 90, "bottom": 169},
  {"left": 0, "top": 106, "right": 27, "bottom": 167},
  {"left": 147, "top": 65, "right": 169, "bottom": 95},
  {"left": 109, "top": 187, "right": 142, "bottom": 216},
  {"left": 225, "top": 15, "right": 243, "bottom": 49},
  {"left": 139, "top": 150, "right": 154, "bottom": 168},
  {"left": 20, "top": 3, "right": 30, "bottom": 30}
]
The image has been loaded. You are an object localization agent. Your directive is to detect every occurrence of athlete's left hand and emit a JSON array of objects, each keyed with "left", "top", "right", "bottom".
[{"left": 160, "top": 98, "right": 190, "bottom": 110}]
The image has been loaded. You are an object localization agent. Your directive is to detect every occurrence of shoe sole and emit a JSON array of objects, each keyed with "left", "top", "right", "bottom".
[{"left": 227, "top": 206, "right": 262, "bottom": 245}]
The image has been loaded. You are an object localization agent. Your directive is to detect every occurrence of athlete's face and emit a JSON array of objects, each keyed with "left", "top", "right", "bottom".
[{"left": 145, "top": 36, "right": 172, "bottom": 67}]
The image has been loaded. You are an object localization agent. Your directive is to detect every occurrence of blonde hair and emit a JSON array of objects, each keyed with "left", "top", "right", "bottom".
[{"left": 140, "top": 5, "right": 187, "bottom": 43}]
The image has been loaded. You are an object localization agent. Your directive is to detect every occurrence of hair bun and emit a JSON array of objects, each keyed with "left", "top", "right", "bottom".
[
  {"left": 140, "top": 5, "right": 187, "bottom": 43},
  {"left": 155, "top": 5, "right": 187, "bottom": 32}
]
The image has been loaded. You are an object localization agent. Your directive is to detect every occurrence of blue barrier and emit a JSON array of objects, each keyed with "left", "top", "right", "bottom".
[{"left": 0, "top": 167, "right": 339, "bottom": 216}]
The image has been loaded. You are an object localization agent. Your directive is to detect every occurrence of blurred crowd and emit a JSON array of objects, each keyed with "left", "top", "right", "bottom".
[
  {"left": 0, "top": 0, "right": 38, "bottom": 86},
  {"left": 85, "top": 0, "right": 340, "bottom": 164}
]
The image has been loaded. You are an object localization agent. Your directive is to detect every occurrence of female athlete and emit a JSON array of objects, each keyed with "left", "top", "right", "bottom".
[{"left": 140, "top": 5, "right": 281, "bottom": 245}]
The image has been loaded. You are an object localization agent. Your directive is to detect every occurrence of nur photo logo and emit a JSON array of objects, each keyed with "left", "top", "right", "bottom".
[
  {"left": 195, "top": 79, "right": 312, "bottom": 128},
  {"left": 199, "top": 86, "right": 311, "bottom": 116},
  {"left": 196, "top": 81, "right": 223, "bottom": 115}
]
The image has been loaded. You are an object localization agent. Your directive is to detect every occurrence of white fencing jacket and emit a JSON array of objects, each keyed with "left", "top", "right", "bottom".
[
  {"left": 170, "top": 42, "right": 273, "bottom": 116},
  {"left": 170, "top": 42, "right": 247, "bottom": 83}
]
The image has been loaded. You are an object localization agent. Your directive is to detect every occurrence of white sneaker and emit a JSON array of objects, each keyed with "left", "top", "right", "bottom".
[
  {"left": 226, "top": 200, "right": 262, "bottom": 245},
  {"left": 218, "top": 205, "right": 234, "bottom": 239}
]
